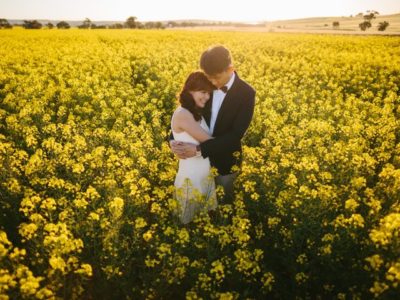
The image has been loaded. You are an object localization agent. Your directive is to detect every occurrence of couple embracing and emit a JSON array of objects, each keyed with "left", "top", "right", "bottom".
[{"left": 169, "top": 45, "right": 255, "bottom": 224}]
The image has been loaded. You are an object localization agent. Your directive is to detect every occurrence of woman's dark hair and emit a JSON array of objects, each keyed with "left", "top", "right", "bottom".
[
  {"left": 179, "top": 71, "right": 215, "bottom": 121},
  {"left": 200, "top": 45, "right": 232, "bottom": 75}
]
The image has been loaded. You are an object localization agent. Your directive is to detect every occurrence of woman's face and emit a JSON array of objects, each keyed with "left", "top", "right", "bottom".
[{"left": 190, "top": 90, "right": 211, "bottom": 108}]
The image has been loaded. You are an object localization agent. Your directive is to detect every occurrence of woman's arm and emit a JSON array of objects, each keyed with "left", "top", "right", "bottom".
[{"left": 174, "top": 109, "right": 212, "bottom": 143}]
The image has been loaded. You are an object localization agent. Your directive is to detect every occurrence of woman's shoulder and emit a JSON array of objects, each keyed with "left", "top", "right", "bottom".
[{"left": 173, "top": 106, "right": 193, "bottom": 120}]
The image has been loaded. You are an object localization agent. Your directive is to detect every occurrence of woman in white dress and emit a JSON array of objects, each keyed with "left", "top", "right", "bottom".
[{"left": 171, "top": 71, "right": 217, "bottom": 224}]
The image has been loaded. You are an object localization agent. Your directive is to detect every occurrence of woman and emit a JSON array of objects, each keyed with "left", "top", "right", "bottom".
[{"left": 171, "top": 71, "right": 217, "bottom": 224}]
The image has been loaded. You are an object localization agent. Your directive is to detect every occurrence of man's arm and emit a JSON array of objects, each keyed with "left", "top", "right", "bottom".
[{"left": 200, "top": 92, "right": 255, "bottom": 157}]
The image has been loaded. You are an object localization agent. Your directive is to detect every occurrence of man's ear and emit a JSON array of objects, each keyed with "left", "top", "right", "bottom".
[{"left": 227, "top": 65, "right": 234, "bottom": 73}]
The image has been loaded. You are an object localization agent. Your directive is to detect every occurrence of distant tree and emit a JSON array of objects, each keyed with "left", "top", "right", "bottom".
[
  {"left": 125, "top": 16, "right": 137, "bottom": 28},
  {"left": 98, "top": 25, "right": 107, "bottom": 29},
  {"left": 79, "top": 18, "right": 92, "bottom": 29},
  {"left": 359, "top": 21, "right": 372, "bottom": 31},
  {"left": 144, "top": 21, "right": 165, "bottom": 29},
  {"left": 56, "top": 21, "right": 70, "bottom": 29},
  {"left": 46, "top": 22, "right": 54, "bottom": 29},
  {"left": 332, "top": 21, "right": 340, "bottom": 29},
  {"left": 156, "top": 22, "right": 165, "bottom": 29},
  {"left": 377, "top": 21, "right": 389, "bottom": 31},
  {"left": 167, "top": 21, "right": 178, "bottom": 28},
  {"left": 363, "top": 10, "right": 379, "bottom": 21},
  {"left": 90, "top": 24, "right": 106, "bottom": 29},
  {"left": 0, "top": 19, "right": 12, "bottom": 28},
  {"left": 181, "top": 21, "right": 195, "bottom": 27},
  {"left": 109, "top": 23, "right": 124, "bottom": 29},
  {"left": 358, "top": 10, "right": 380, "bottom": 31},
  {"left": 23, "top": 20, "right": 42, "bottom": 29}
]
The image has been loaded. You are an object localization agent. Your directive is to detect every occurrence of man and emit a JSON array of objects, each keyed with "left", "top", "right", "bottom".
[{"left": 170, "top": 45, "right": 256, "bottom": 203}]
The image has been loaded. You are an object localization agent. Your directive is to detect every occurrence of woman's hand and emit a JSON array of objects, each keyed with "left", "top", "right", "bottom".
[{"left": 170, "top": 140, "right": 197, "bottom": 159}]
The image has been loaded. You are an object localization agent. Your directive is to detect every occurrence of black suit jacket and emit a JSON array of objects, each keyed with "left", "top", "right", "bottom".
[{"left": 170, "top": 71, "right": 256, "bottom": 175}]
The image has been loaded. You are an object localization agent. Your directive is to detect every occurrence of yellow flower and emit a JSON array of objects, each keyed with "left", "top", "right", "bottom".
[
  {"left": 17, "top": 266, "right": 44, "bottom": 296},
  {"left": 0, "top": 231, "right": 12, "bottom": 257},
  {"left": 176, "top": 228, "right": 190, "bottom": 245},
  {"left": 285, "top": 173, "right": 298, "bottom": 186},
  {"left": 150, "top": 202, "right": 161, "bottom": 214},
  {"left": 89, "top": 212, "right": 100, "bottom": 221},
  {"left": 386, "top": 262, "right": 400, "bottom": 285},
  {"left": 345, "top": 198, "right": 359, "bottom": 211},
  {"left": 40, "top": 197, "right": 57, "bottom": 211},
  {"left": 135, "top": 217, "right": 147, "bottom": 229},
  {"left": 73, "top": 198, "right": 88, "bottom": 209},
  {"left": 18, "top": 223, "right": 38, "bottom": 240},
  {"left": 35, "top": 287, "right": 55, "bottom": 299},
  {"left": 49, "top": 256, "right": 66, "bottom": 272},
  {"left": 108, "top": 197, "right": 124, "bottom": 218},
  {"left": 216, "top": 292, "right": 235, "bottom": 300},
  {"left": 295, "top": 272, "right": 309, "bottom": 284},
  {"left": 186, "top": 291, "right": 200, "bottom": 300},
  {"left": 74, "top": 263, "right": 93, "bottom": 277},
  {"left": 296, "top": 254, "right": 308, "bottom": 265},
  {"left": 370, "top": 281, "right": 389, "bottom": 297},
  {"left": 267, "top": 217, "right": 281, "bottom": 228},
  {"left": 365, "top": 254, "right": 384, "bottom": 271},
  {"left": 145, "top": 255, "right": 160, "bottom": 267},
  {"left": 210, "top": 260, "right": 225, "bottom": 281},
  {"left": 143, "top": 230, "right": 153, "bottom": 242},
  {"left": 261, "top": 272, "right": 275, "bottom": 291},
  {"left": 370, "top": 213, "right": 400, "bottom": 247},
  {"left": 72, "top": 163, "right": 85, "bottom": 174}
]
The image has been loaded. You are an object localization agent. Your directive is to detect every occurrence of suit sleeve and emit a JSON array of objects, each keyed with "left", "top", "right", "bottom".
[{"left": 200, "top": 90, "right": 255, "bottom": 157}]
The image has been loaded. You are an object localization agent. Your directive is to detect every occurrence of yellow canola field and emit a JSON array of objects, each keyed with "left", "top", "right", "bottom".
[{"left": 0, "top": 29, "right": 399, "bottom": 299}]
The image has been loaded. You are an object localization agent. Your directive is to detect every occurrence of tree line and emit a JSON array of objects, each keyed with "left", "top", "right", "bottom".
[
  {"left": 0, "top": 17, "right": 261, "bottom": 30},
  {"left": 0, "top": 16, "right": 166, "bottom": 30},
  {"left": 1, "top": 11, "right": 392, "bottom": 31}
]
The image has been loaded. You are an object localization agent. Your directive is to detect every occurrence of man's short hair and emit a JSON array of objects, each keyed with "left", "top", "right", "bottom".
[{"left": 200, "top": 45, "right": 232, "bottom": 75}]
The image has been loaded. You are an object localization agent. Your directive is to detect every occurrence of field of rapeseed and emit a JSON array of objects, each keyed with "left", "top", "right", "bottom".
[{"left": 0, "top": 29, "right": 399, "bottom": 299}]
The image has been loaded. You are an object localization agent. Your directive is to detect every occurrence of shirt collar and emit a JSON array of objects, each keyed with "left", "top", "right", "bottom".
[{"left": 225, "top": 72, "right": 235, "bottom": 91}]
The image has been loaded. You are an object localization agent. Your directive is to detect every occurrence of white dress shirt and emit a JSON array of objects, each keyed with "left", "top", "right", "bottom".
[{"left": 209, "top": 72, "right": 235, "bottom": 134}]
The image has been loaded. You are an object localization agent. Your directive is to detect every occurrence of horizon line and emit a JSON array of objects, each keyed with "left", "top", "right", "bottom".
[{"left": 2, "top": 11, "right": 400, "bottom": 24}]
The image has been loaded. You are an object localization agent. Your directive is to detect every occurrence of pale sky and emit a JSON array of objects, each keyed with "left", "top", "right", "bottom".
[{"left": 1, "top": 0, "right": 399, "bottom": 22}]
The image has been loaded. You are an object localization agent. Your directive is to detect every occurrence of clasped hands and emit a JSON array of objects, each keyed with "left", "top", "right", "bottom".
[{"left": 170, "top": 140, "right": 197, "bottom": 159}]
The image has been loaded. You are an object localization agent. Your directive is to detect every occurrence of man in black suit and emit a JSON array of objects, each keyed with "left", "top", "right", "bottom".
[{"left": 170, "top": 45, "right": 256, "bottom": 203}]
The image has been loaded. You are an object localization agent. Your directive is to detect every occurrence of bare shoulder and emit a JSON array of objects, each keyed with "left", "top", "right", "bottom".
[
  {"left": 172, "top": 107, "right": 195, "bottom": 132},
  {"left": 173, "top": 107, "right": 195, "bottom": 122}
]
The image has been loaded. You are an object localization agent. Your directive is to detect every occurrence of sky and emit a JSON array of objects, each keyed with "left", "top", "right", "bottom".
[{"left": 1, "top": 0, "right": 399, "bottom": 22}]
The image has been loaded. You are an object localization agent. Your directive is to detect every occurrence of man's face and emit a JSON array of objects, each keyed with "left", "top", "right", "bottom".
[{"left": 205, "top": 66, "right": 234, "bottom": 89}]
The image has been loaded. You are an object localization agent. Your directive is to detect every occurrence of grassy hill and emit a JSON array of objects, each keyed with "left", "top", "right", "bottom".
[{"left": 265, "top": 13, "right": 400, "bottom": 34}]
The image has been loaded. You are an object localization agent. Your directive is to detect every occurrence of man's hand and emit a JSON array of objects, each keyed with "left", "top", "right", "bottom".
[{"left": 170, "top": 140, "right": 197, "bottom": 159}]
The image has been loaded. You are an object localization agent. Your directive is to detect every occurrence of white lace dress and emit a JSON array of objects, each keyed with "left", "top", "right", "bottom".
[{"left": 171, "top": 110, "right": 217, "bottom": 224}]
